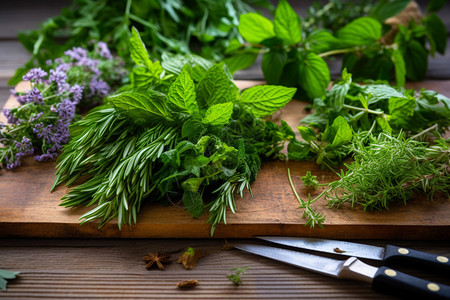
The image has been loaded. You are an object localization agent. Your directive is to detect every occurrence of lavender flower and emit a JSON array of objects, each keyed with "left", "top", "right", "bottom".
[
  {"left": 5, "top": 157, "right": 21, "bottom": 170},
  {"left": 30, "top": 112, "right": 44, "bottom": 122},
  {"left": 33, "top": 123, "right": 54, "bottom": 143},
  {"left": 90, "top": 78, "right": 110, "bottom": 97},
  {"left": 14, "top": 136, "right": 34, "bottom": 159},
  {"left": 97, "top": 42, "right": 113, "bottom": 60},
  {"left": 58, "top": 99, "right": 75, "bottom": 122},
  {"left": 70, "top": 84, "right": 84, "bottom": 104},
  {"left": 26, "top": 87, "right": 44, "bottom": 105},
  {"left": 23, "top": 68, "right": 48, "bottom": 83},
  {"left": 34, "top": 152, "right": 58, "bottom": 162},
  {"left": 2, "top": 109, "right": 19, "bottom": 125},
  {"left": 64, "top": 47, "right": 88, "bottom": 61}
]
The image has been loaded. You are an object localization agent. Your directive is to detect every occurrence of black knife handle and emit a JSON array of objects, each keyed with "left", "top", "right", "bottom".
[
  {"left": 372, "top": 266, "right": 450, "bottom": 299},
  {"left": 384, "top": 245, "right": 450, "bottom": 272}
]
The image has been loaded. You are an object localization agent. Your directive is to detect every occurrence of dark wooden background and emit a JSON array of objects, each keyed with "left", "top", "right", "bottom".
[{"left": 1, "top": 1, "right": 449, "bottom": 299}]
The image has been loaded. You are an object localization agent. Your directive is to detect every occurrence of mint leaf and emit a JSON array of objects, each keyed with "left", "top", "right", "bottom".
[
  {"left": 224, "top": 52, "right": 258, "bottom": 74},
  {"left": 363, "top": 84, "right": 405, "bottom": 104},
  {"left": 130, "top": 27, "right": 152, "bottom": 68},
  {"left": 239, "top": 85, "right": 296, "bottom": 118},
  {"left": 298, "top": 126, "right": 317, "bottom": 142},
  {"left": 370, "top": 0, "right": 410, "bottom": 22},
  {"left": 109, "top": 90, "right": 172, "bottom": 124},
  {"left": 287, "top": 140, "right": 314, "bottom": 160},
  {"left": 299, "top": 52, "right": 330, "bottom": 99},
  {"left": 167, "top": 68, "right": 198, "bottom": 115},
  {"left": 328, "top": 83, "right": 349, "bottom": 112},
  {"left": 280, "top": 120, "right": 295, "bottom": 140},
  {"left": 305, "top": 30, "right": 338, "bottom": 53},
  {"left": 131, "top": 63, "right": 163, "bottom": 88},
  {"left": 203, "top": 102, "right": 234, "bottom": 126},
  {"left": 182, "top": 118, "right": 205, "bottom": 142},
  {"left": 239, "top": 13, "right": 275, "bottom": 44},
  {"left": 376, "top": 115, "right": 392, "bottom": 134},
  {"left": 161, "top": 53, "right": 212, "bottom": 81},
  {"left": 391, "top": 49, "right": 406, "bottom": 87},
  {"left": 425, "top": 13, "right": 447, "bottom": 55},
  {"left": 182, "top": 191, "right": 205, "bottom": 218},
  {"left": 389, "top": 97, "right": 415, "bottom": 119},
  {"left": 274, "top": 0, "right": 301, "bottom": 46},
  {"left": 427, "top": 0, "right": 447, "bottom": 12},
  {"left": 403, "top": 40, "right": 428, "bottom": 81},
  {"left": 323, "top": 116, "right": 352, "bottom": 148},
  {"left": 196, "top": 63, "right": 238, "bottom": 108},
  {"left": 337, "top": 17, "right": 381, "bottom": 46},
  {"left": 262, "top": 50, "right": 287, "bottom": 84}
]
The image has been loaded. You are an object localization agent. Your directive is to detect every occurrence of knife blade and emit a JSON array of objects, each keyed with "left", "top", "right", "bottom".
[
  {"left": 235, "top": 243, "right": 450, "bottom": 299},
  {"left": 257, "top": 236, "right": 450, "bottom": 271}
]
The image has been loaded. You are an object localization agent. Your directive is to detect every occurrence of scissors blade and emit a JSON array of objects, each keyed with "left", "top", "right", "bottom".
[
  {"left": 257, "top": 236, "right": 384, "bottom": 261},
  {"left": 234, "top": 244, "right": 346, "bottom": 278}
]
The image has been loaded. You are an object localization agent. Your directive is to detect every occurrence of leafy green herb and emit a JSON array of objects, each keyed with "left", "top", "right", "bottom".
[
  {"left": 230, "top": 0, "right": 447, "bottom": 100},
  {"left": 326, "top": 131, "right": 450, "bottom": 210},
  {"left": 301, "top": 171, "right": 319, "bottom": 190},
  {"left": 227, "top": 267, "right": 248, "bottom": 286},
  {"left": 287, "top": 168, "right": 325, "bottom": 228},
  {"left": 52, "top": 30, "right": 295, "bottom": 235},
  {"left": 0, "top": 269, "right": 20, "bottom": 292}
]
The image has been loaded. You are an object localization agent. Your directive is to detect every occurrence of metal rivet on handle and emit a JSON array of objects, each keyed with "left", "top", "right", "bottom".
[
  {"left": 437, "top": 256, "right": 448, "bottom": 263},
  {"left": 427, "top": 283, "right": 440, "bottom": 292},
  {"left": 384, "top": 269, "right": 397, "bottom": 277},
  {"left": 398, "top": 248, "right": 409, "bottom": 255}
]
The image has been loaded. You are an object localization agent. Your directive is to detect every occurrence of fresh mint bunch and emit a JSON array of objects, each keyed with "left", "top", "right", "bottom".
[
  {"left": 0, "top": 42, "right": 126, "bottom": 171},
  {"left": 52, "top": 29, "right": 296, "bottom": 235},
  {"left": 228, "top": 0, "right": 447, "bottom": 100}
]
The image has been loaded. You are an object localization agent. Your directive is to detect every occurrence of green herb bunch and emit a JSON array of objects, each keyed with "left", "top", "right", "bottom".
[
  {"left": 326, "top": 132, "right": 450, "bottom": 210},
  {"left": 10, "top": 0, "right": 272, "bottom": 85},
  {"left": 228, "top": 0, "right": 447, "bottom": 100},
  {"left": 1, "top": 42, "right": 126, "bottom": 171},
  {"left": 52, "top": 29, "right": 296, "bottom": 235},
  {"left": 286, "top": 69, "right": 450, "bottom": 170}
]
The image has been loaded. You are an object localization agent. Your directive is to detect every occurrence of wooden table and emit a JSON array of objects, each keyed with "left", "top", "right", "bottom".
[{"left": 1, "top": 1, "right": 450, "bottom": 299}]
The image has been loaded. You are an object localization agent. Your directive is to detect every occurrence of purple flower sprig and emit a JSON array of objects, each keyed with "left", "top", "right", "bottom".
[{"left": 1, "top": 42, "right": 127, "bottom": 171}]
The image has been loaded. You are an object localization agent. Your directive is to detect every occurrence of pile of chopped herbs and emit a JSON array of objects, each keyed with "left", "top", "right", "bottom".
[
  {"left": 0, "top": 42, "right": 126, "bottom": 171},
  {"left": 52, "top": 29, "right": 295, "bottom": 234}
]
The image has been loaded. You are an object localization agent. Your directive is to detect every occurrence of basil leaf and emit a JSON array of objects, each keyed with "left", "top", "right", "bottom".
[
  {"left": 203, "top": 102, "right": 234, "bottom": 126},
  {"left": 224, "top": 52, "right": 259, "bottom": 74},
  {"left": 337, "top": 17, "right": 381, "bottom": 46},
  {"left": 274, "top": 0, "right": 301, "bottom": 46},
  {"left": 167, "top": 68, "right": 198, "bottom": 115},
  {"left": 425, "top": 13, "right": 447, "bottom": 55},
  {"left": 239, "top": 85, "right": 296, "bottom": 118},
  {"left": 238, "top": 13, "right": 275, "bottom": 44},
  {"left": 328, "top": 83, "right": 349, "bottom": 112},
  {"left": 298, "top": 52, "right": 330, "bottom": 99},
  {"left": 109, "top": 90, "right": 172, "bottom": 124},
  {"left": 196, "top": 63, "right": 238, "bottom": 108},
  {"left": 262, "top": 50, "right": 287, "bottom": 84}
]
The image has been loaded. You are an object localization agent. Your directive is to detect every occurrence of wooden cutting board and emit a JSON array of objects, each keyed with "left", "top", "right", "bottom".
[{"left": 1, "top": 81, "right": 449, "bottom": 239}]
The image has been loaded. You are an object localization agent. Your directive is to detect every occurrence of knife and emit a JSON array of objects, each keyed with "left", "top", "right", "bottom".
[
  {"left": 257, "top": 236, "right": 450, "bottom": 271},
  {"left": 235, "top": 243, "right": 450, "bottom": 299}
]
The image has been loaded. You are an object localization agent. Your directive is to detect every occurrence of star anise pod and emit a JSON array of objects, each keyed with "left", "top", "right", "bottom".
[{"left": 143, "top": 252, "right": 172, "bottom": 270}]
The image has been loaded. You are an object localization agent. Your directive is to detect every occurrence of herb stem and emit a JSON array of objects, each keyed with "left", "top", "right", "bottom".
[
  {"left": 410, "top": 124, "right": 438, "bottom": 140},
  {"left": 318, "top": 48, "right": 356, "bottom": 58},
  {"left": 287, "top": 168, "right": 304, "bottom": 205},
  {"left": 342, "top": 104, "right": 384, "bottom": 115},
  {"left": 129, "top": 14, "right": 158, "bottom": 30}
]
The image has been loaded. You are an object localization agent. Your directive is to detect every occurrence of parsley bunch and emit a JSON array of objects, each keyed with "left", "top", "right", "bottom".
[
  {"left": 52, "top": 29, "right": 295, "bottom": 235},
  {"left": 229, "top": 0, "right": 447, "bottom": 100}
]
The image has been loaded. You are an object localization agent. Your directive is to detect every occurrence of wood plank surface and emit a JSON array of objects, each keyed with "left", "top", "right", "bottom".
[
  {"left": 1, "top": 238, "right": 449, "bottom": 299},
  {"left": 1, "top": 81, "right": 449, "bottom": 239}
]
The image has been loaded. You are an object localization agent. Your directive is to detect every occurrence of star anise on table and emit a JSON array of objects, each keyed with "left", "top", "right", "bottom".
[{"left": 143, "top": 252, "right": 173, "bottom": 270}]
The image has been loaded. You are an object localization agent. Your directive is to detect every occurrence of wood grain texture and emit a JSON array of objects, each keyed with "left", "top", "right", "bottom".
[
  {"left": 1, "top": 238, "right": 449, "bottom": 299},
  {"left": 0, "top": 81, "right": 449, "bottom": 239}
]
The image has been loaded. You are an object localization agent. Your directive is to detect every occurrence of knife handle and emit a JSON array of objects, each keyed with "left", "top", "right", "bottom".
[
  {"left": 384, "top": 245, "right": 450, "bottom": 272},
  {"left": 372, "top": 266, "right": 450, "bottom": 299}
]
